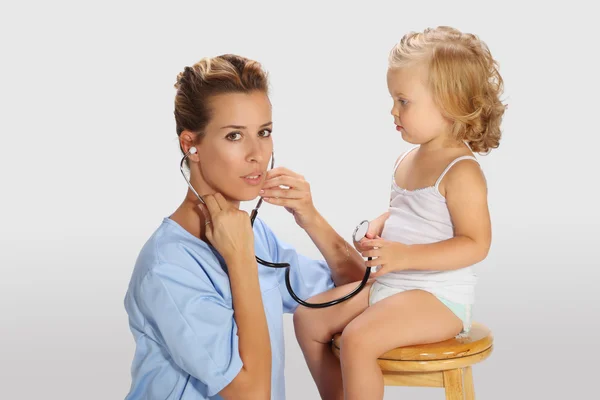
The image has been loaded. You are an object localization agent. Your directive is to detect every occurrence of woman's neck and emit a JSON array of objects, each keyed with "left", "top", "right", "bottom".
[
  {"left": 170, "top": 190, "right": 209, "bottom": 240},
  {"left": 169, "top": 189, "right": 241, "bottom": 240}
]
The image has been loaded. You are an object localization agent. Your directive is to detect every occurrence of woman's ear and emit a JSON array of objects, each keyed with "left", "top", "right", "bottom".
[{"left": 180, "top": 131, "right": 200, "bottom": 162}]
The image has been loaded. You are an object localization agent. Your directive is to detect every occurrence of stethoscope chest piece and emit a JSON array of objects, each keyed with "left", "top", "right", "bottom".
[{"left": 353, "top": 220, "right": 369, "bottom": 242}]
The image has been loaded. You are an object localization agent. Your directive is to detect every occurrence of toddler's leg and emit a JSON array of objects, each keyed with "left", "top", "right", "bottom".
[
  {"left": 293, "top": 280, "right": 373, "bottom": 400},
  {"left": 340, "top": 289, "right": 463, "bottom": 400}
]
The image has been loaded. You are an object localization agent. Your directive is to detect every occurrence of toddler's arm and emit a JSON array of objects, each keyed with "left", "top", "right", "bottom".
[{"left": 405, "top": 160, "right": 491, "bottom": 271}]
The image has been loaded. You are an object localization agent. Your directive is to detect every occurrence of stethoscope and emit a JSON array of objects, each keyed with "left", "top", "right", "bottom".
[{"left": 180, "top": 146, "right": 374, "bottom": 308}]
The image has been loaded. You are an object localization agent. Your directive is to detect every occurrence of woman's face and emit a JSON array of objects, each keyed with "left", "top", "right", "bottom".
[{"left": 190, "top": 91, "right": 274, "bottom": 205}]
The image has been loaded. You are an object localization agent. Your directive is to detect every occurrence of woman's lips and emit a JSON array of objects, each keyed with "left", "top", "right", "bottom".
[{"left": 242, "top": 173, "right": 263, "bottom": 186}]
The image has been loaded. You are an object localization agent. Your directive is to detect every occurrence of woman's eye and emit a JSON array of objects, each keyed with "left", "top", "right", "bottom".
[
  {"left": 227, "top": 132, "right": 242, "bottom": 141},
  {"left": 259, "top": 129, "right": 272, "bottom": 137},
  {"left": 398, "top": 99, "right": 408, "bottom": 105}
]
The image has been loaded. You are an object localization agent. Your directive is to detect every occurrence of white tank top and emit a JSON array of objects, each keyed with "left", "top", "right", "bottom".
[{"left": 375, "top": 146, "right": 481, "bottom": 304}]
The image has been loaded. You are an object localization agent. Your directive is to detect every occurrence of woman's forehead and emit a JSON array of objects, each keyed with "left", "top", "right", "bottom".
[{"left": 208, "top": 92, "right": 272, "bottom": 127}]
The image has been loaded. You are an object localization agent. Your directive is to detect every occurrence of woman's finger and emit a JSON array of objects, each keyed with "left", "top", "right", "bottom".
[
  {"left": 260, "top": 187, "right": 305, "bottom": 199},
  {"left": 197, "top": 203, "right": 210, "bottom": 220},
  {"left": 204, "top": 221, "right": 214, "bottom": 242},
  {"left": 262, "top": 197, "right": 296, "bottom": 207},
  {"left": 266, "top": 166, "right": 304, "bottom": 180},
  {"left": 213, "top": 193, "right": 230, "bottom": 210},
  {"left": 202, "top": 194, "right": 221, "bottom": 216},
  {"left": 262, "top": 175, "right": 306, "bottom": 190}
]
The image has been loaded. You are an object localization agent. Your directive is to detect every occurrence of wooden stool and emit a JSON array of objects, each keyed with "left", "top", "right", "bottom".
[{"left": 331, "top": 322, "right": 493, "bottom": 399}]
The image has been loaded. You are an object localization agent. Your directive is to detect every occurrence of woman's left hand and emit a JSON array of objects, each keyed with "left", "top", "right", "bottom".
[
  {"left": 260, "top": 167, "right": 319, "bottom": 230},
  {"left": 359, "top": 238, "right": 411, "bottom": 276}
]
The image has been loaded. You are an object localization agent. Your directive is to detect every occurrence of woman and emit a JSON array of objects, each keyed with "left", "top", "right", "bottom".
[{"left": 123, "top": 54, "right": 366, "bottom": 400}]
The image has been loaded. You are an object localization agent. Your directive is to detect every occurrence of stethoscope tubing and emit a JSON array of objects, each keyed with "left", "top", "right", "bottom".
[{"left": 180, "top": 149, "right": 371, "bottom": 308}]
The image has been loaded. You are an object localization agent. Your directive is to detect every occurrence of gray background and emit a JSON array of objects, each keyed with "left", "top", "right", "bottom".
[{"left": 1, "top": 1, "right": 598, "bottom": 399}]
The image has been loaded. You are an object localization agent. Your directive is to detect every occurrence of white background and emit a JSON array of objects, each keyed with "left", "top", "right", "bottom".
[{"left": 1, "top": 1, "right": 598, "bottom": 399}]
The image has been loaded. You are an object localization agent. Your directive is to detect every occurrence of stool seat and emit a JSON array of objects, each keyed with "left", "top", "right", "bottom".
[
  {"left": 332, "top": 322, "right": 492, "bottom": 363},
  {"left": 331, "top": 322, "right": 493, "bottom": 398}
]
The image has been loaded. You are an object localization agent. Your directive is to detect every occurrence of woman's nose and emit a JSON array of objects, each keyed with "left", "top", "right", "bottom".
[{"left": 246, "top": 138, "right": 266, "bottom": 163}]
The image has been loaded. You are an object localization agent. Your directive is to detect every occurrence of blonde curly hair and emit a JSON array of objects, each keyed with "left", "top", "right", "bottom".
[{"left": 388, "top": 26, "right": 506, "bottom": 154}]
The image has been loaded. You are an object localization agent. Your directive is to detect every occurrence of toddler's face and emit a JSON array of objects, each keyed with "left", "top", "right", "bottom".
[{"left": 386, "top": 65, "right": 451, "bottom": 145}]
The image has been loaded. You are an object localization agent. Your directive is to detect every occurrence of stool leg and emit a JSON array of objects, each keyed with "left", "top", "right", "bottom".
[
  {"left": 463, "top": 367, "right": 475, "bottom": 400},
  {"left": 443, "top": 369, "right": 464, "bottom": 400}
]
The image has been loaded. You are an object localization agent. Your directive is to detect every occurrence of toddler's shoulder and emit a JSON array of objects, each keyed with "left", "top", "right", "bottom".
[{"left": 444, "top": 157, "right": 487, "bottom": 191}]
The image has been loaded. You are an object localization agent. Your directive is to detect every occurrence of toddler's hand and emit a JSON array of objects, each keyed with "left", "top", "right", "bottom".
[
  {"left": 353, "top": 212, "right": 390, "bottom": 253},
  {"left": 359, "top": 238, "right": 410, "bottom": 277}
]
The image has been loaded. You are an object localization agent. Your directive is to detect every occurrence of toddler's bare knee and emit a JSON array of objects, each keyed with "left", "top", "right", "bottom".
[
  {"left": 293, "top": 307, "right": 306, "bottom": 333},
  {"left": 340, "top": 322, "right": 362, "bottom": 354},
  {"left": 293, "top": 307, "right": 336, "bottom": 344}
]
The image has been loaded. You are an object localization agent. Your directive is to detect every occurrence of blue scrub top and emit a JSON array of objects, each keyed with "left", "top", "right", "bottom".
[{"left": 124, "top": 216, "right": 335, "bottom": 399}]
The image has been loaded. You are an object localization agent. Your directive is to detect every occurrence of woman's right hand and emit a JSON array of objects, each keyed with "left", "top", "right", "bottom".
[
  {"left": 353, "top": 211, "right": 390, "bottom": 253},
  {"left": 199, "top": 193, "right": 255, "bottom": 263},
  {"left": 200, "top": 195, "right": 270, "bottom": 400}
]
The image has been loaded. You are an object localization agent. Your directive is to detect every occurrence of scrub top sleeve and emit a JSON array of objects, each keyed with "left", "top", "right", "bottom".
[
  {"left": 253, "top": 218, "right": 335, "bottom": 314},
  {"left": 139, "top": 266, "right": 243, "bottom": 397}
]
